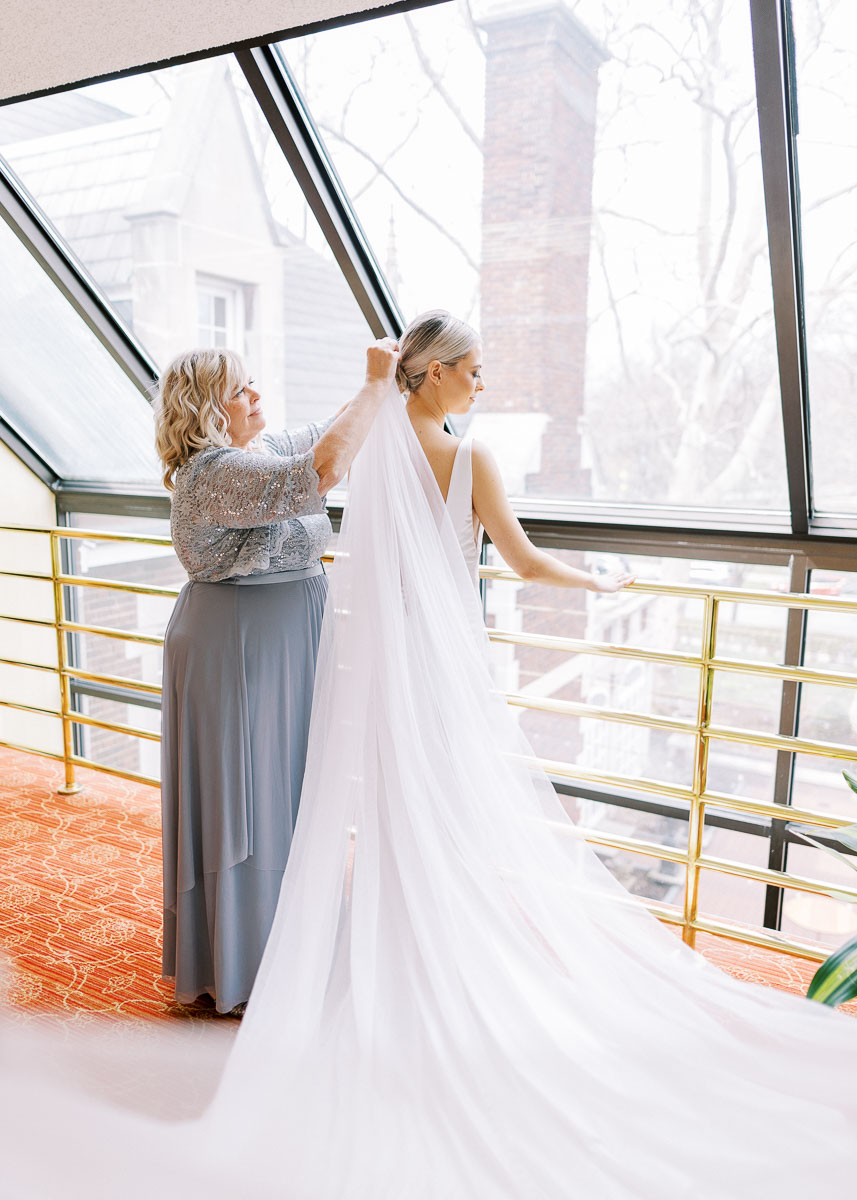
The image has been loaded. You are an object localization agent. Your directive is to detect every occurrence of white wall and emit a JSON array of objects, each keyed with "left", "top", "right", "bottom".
[
  {"left": 1, "top": 0, "right": 387, "bottom": 102},
  {"left": 0, "top": 443, "right": 62, "bottom": 755}
]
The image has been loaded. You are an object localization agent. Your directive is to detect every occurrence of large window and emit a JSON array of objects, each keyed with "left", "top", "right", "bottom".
[{"left": 279, "top": 0, "right": 789, "bottom": 512}]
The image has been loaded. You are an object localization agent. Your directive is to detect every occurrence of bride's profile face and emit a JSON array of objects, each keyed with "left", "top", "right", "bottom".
[{"left": 437, "top": 345, "right": 484, "bottom": 415}]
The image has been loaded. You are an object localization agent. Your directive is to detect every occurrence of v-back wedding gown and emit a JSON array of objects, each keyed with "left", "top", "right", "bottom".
[{"left": 2, "top": 387, "right": 856, "bottom": 1198}]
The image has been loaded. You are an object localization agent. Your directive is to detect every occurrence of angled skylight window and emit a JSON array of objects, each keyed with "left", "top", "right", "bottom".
[{"left": 0, "top": 214, "right": 159, "bottom": 483}]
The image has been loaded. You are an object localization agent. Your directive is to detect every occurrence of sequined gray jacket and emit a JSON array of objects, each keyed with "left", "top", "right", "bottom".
[{"left": 170, "top": 419, "right": 334, "bottom": 582}]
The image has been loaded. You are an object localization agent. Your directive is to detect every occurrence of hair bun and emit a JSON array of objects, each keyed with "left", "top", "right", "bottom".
[{"left": 395, "top": 364, "right": 410, "bottom": 394}]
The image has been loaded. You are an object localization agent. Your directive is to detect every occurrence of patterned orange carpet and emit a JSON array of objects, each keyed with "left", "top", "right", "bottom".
[{"left": 0, "top": 745, "right": 854, "bottom": 1022}]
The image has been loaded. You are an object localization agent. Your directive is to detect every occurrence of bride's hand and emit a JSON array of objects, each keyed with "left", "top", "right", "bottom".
[
  {"left": 365, "top": 337, "right": 399, "bottom": 386},
  {"left": 589, "top": 571, "right": 636, "bottom": 594}
]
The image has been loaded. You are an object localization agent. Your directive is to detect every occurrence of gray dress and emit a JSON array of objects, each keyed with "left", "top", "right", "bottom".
[{"left": 161, "top": 420, "right": 333, "bottom": 1012}]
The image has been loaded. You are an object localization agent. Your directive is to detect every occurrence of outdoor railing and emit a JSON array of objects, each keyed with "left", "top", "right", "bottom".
[{"left": 2, "top": 526, "right": 857, "bottom": 966}]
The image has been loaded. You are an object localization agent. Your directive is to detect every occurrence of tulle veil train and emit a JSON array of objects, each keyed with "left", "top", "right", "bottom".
[{"left": 1, "top": 385, "right": 856, "bottom": 1197}]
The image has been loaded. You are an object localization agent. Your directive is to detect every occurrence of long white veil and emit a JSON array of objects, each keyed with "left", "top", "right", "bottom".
[{"left": 2, "top": 385, "right": 856, "bottom": 1197}]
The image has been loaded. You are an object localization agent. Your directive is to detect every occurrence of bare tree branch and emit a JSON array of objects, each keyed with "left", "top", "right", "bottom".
[
  {"left": 403, "top": 14, "right": 483, "bottom": 150},
  {"left": 317, "top": 123, "right": 479, "bottom": 271}
]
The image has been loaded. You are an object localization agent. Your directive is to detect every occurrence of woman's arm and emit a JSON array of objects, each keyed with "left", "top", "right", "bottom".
[
  {"left": 312, "top": 339, "right": 399, "bottom": 495},
  {"left": 471, "top": 441, "right": 634, "bottom": 593}
]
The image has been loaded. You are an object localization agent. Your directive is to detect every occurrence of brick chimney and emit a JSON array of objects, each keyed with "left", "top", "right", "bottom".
[{"left": 480, "top": 1, "right": 604, "bottom": 499}]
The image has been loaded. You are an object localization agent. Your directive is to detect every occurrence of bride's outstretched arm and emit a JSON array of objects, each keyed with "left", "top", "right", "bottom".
[
  {"left": 471, "top": 440, "right": 634, "bottom": 594},
  {"left": 312, "top": 338, "right": 398, "bottom": 495}
]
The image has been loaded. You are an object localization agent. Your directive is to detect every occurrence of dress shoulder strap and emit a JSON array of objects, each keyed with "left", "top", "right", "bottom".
[{"left": 445, "top": 436, "right": 473, "bottom": 526}]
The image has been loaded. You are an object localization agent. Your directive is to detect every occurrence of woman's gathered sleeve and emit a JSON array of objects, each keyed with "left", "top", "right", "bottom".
[
  {"left": 268, "top": 416, "right": 336, "bottom": 457},
  {"left": 191, "top": 446, "right": 324, "bottom": 529}
]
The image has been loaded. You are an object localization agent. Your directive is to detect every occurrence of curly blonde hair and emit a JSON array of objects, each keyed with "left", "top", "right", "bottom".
[
  {"left": 395, "top": 309, "right": 479, "bottom": 395},
  {"left": 154, "top": 348, "right": 248, "bottom": 490}
]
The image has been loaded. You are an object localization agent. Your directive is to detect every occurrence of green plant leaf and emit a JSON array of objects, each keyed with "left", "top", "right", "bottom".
[
  {"left": 808, "top": 933, "right": 857, "bottom": 1007},
  {"left": 843, "top": 769, "right": 857, "bottom": 797}
]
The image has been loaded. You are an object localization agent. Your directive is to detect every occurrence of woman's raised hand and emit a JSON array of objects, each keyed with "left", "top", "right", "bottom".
[
  {"left": 365, "top": 337, "right": 399, "bottom": 386},
  {"left": 589, "top": 571, "right": 636, "bottom": 594}
]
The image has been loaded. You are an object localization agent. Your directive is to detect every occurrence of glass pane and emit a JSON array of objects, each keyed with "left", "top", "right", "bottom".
[
  {"left": 586, "top": 844, "right": 686, "bottom": 906},
  {"left": 781, "top": 843, "right": 857, "bottom": 949},
  {"left": 696, "top": 869, "right": 766, "bottom": 928},
  {"left": 792, "top": 751, "right": 857, "bottom": 819},
  {"left": 0, "top": 57, "right": 374, "bottom": 436},
  {"left": 0, "top": 217, "right": 160, "bottom": 483},
  {"left": 791, "top": 2, "right": 857, "bottom": 513},
  {"left": 281, "top": 0, "right": 788, "bottom": 510}
]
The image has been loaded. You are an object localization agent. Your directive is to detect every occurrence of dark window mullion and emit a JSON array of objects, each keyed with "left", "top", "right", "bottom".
[
  {"left": 763, "top": 552, "right": 809, "bottom": 930},
  {"left": 748, "top": 0, "right": 812, "bottom": 534},
  {"left": 234, "top": 44, "right": 403, "bottom": 339}
]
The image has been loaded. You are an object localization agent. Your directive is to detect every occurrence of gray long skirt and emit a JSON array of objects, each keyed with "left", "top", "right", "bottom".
[{"left": 160, "top": 568, "right": 327, "bottom": 1012}]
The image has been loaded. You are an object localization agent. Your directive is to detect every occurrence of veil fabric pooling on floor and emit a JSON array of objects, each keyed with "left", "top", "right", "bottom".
[{"left": 1, "top": 385, "right": 856, "bottom": 1198}]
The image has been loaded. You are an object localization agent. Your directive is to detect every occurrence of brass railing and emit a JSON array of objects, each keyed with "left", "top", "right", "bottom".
[{"left": 2, "top": 527, "right": 857, "bottom": 966}]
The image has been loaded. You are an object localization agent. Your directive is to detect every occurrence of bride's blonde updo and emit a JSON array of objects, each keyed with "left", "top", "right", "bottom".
[
  {"left": 396, "top": 309, "right": 479, "bottom": 395},
  {"left": 154, "top": 348, "right": 247, "bottom": 490}
]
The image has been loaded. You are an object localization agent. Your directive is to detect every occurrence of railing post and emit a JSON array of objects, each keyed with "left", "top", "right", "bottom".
[
  {"left": 49, "top": 530, "right": 81, "bottom": 795},
  {"left": 684, "top": 595, "right": 718, "bottom": 946}
]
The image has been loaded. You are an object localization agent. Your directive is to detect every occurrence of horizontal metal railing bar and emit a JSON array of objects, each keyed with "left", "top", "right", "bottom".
[
  {"left": 0, "top": 697, "right": 60, "bottom": 718},
  {"left": 630, "top": 580, "right": 857, "bottom": 611},
  {"left": 697, "top": 853, "right": 857, "bottom": 904},
  {"left": 533, "top": 757, "right": 696, "bottom": 803},
  {"left": 712, "top": 656, "right": 857, "bottom": 689},
  {"left": 0, "top": 738, "right": 63, "bottom": 763},
  {"left": 506, "top": 691, "right": 697, "bottom": 735},
  {"left": 689, "top": 915, "right": 833, "bottom": 963},
  {"left": 0, "top": 656, "right": 57, "bottom": 673},
  {"left": 0, "top": 525, "right": 174, "bottom": 548},
  {"left": 702, "top": 791, "right": 856, "bottom": 830},
  {"left": 0, "top": 613, "right": 55, "bottom": 629},
  {"left": 481, "top": 567, "right": 857, "bottom": 613},
  {"left": 553, "top": 821, "right": 689, "bottom": 865},
  {"left": 643, "top": 901, "right": 684, "bottom": 926},
  {"left": 69, "top": 754, "right": 159, "bottom": 788},
  {"left": 488, "top": 629, "right": 699, "bottom": 668},
  {"left": 62, "top": 667, "right": 161, "bottom": 696},
  {"left": 56, "top": 574, "right": 181, "bottom": 599},
  {"left": 0, "top": 568, "right": 53, "bottom": 582},
  {"left": 57, "top": 528, "right": 173, "bottom": 547},
  {"left": 516, "top": 695, "right": 857, "bottom": 759},
  {"left": 706, "top": 723, "right": 857, "bottom": 760},
  {"left": 60, "top": 621, "right": 165, "bottom": 646},
  {"left": 64, "top": 710, "right": 160, "bottom": 743},
  {"left": 490, "top": 631, "right": 857, "bottom": 691}
]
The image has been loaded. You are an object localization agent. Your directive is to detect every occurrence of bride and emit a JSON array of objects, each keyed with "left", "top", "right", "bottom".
[{"left": 2, "top": 311, "right": 856, "bottom": 1198}]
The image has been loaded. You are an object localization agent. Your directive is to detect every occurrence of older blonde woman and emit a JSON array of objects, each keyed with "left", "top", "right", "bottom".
[{"left": 154, "top": 340, "right": 397, "bottom": 1014}]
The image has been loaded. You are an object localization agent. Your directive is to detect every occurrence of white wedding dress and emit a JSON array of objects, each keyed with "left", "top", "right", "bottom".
[{"left": 2, "top": 386, "right": 856, "bottom": 1197}]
